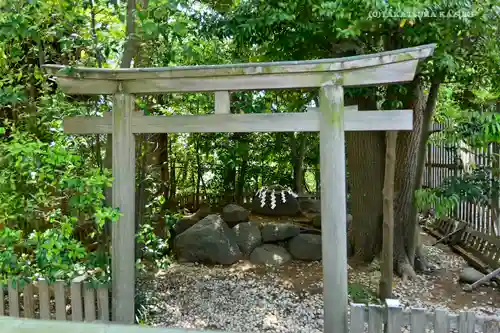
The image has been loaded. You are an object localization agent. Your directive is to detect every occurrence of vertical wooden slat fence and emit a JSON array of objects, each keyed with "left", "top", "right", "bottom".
[
  {"left": 348, "top": 300, "right": 500, "bottom": 333},
  {"left": 424, "top": 137, "right": 499, "bottom": 237},
  {"left": 0, "top": 278, "right": 109, "bottom": 322},
  {"left": 1, "top": 299, "right": 499, "bottom": 332}
]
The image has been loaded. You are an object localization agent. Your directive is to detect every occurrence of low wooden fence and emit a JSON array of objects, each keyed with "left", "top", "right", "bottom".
[
  {"left": 431, "top": 218, "right": 500, "bottom": 270},
  {"left": 0, "top": 277, "right": 110, "bottom": 322},
  {"left": 350, "top": 300, "right": 500, "bottom": 333},
  {"left": 1, "top": 299, "right": 499, "bottom": 332},
  {"left": 175, "top": 192, "right": 320, "bottom": 211}
]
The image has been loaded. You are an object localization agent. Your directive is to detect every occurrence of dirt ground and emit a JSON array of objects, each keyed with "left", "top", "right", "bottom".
[{"left": 189, "top": 227, "right": 499, "bottom": 313}]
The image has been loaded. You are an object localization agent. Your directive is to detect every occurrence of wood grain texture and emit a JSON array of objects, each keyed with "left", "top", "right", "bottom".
[
  {"left": 215, "top": 91, "right": 230, "bottom": 114},
  {"left": 434, "top": 309, "right": 450, "bottom": 333},
  {"left": 319, "top": 82, "right": 347, "bottom": 333},
  {"left": 349, "top": 304, "right": 365, "bottom": 333},
  {"left": 71, "top": 278, "right": 83, "bottom": 322},
  {"left": 97, "top": 287, "right": 110, "bottom": 322},
  {"left": 410, "top": 308, "right": 427, "bottom": 333},
  {"left": 44, "top": 45, "right": 434, "bottom": 95},
  {"left": 42, "top": 43, "right": 435, "bottom": 80},
  {"left": 37, "top": 280, "right": 50, "bottom": 320},
  {"left": 22, "top": 284, "right": 35, "bottom": 319},
  {"left": 55, "top": 77, "right": 117, "bottom": 95},
  {"left": 0, "top": 316, "right": 237, "bottom": 332},
  {"left": 111, "top": 93, "right": 136, "bottom": 324},
  {"left": 54, "top": 281, "right": 66, "bottom": 321},
  {"left": 63, "top": 109, "right": 413, "bottom": 134},
  {"left": 7, "top": 281, "right": 19, "bottom": 317},
  {"left": 0, "top": 285, "right": 4, "bottom": 316},
  {"left": 386, "top": 299, "right": 403, "bottom": 333},
  {"left": 367, "top": 304, "right": 383, "bottom": 333},
  {"left": 84, "top": 282, "right": 96, "bottom": 322}
]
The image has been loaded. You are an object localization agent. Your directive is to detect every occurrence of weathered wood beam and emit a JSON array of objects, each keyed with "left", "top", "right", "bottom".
[
  {"left": 48, "top": 60, "right": 419, "bottom": 95},
  {"left": 111, "top": 92, "right": 136, "bottom": 324},
  {"left": 43, "top": 44, "right": 434, "bottom": 80},
  {"left": 319, "top": 81, "right": 348, "bottom": 333},
  {"left": 42, "top": 44, "right": 435, "bottom": 95},
  {"left": 62, "top": 109, "right": 413, "bottom": 134}
]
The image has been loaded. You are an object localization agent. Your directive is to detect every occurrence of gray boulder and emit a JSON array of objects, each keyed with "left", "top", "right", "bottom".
[
  {"left": 288, "top": 234, "right": 322, "bottom": 261},
  {"left": 249, "top": 244, "right": 292, "bottom": 266},
  {"left": 459, "top": 267, "right": 484, "bottom": 284},
  {"left": 261, "top": 223, "right": 300, "bottom": 242},
  {"left": 174, "top": 214, "right": 242, "bottom": 265},
  {"left": 222, "top": 204, "right": 250, "bottom": 227},
  {"left": 233, "top": 221, "right": 262, "bottom": 255}
]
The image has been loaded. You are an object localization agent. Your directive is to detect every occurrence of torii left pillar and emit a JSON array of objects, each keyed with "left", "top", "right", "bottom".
[{"left": 111, "top": 87, "right": 136, "bottom": 323}]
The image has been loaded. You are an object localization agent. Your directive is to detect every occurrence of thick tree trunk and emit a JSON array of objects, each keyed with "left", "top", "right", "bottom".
[
  {"left": 346, "top": 93, "right": 384, "bottom": 261},
  {"left": 393, "top": 74, "right": 441, "bottom": 279},
  {"left": 347, "top": 131, "right": 385, "bottom": 260}
]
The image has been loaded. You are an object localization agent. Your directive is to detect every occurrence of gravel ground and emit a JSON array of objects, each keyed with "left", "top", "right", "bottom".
[
  {"left": 137, "top": 235, "right": 500, "bottom": 332},
  {"left": 137, "top": 262, "right": 325, "bottom": 333}
]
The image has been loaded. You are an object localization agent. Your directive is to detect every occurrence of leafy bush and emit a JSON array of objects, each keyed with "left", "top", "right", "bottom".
[{"left": 0, "top": 123, "right": 118, "bottom": 284}]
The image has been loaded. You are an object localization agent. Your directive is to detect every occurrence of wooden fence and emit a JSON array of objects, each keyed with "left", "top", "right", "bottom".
[
  {"left": 0, "top": 278, "right": 110, "bottom": 322},
  {"left": 424, "top": 138, "right": 499, "bottom": 236},
  {"left": 431, "top": 218, "right": 500, "bottom": 271},
  {"left": 175, "top": 192, "right": 321, "bottom": 211},
  {"left": 1, "top": 299, "right": 499, "bottom": 332}
]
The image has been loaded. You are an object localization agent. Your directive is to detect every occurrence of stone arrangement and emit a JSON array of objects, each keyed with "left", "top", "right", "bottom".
[{"left": 173, "top": 203, "right": 322, "bottom": 266}]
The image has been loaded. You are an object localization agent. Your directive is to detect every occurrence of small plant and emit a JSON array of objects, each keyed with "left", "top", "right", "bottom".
[{"left": 348, "top": 283, "right": 379, "bottom": 304}]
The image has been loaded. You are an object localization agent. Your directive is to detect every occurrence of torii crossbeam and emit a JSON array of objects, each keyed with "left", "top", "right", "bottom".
[{"left": 43, "top": 43, "right": 435, "bottom": 332}]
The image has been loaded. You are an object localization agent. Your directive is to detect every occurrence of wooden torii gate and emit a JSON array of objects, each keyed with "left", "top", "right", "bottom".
[{"left": 43, "top": 43, "right": 435, "bottom": 332}]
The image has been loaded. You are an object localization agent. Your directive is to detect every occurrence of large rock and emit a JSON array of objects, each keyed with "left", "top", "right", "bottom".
[
  {"left": 459, "top": 267, "right": 484, "bottom": 284},
  {"left": 222, "top": 204, "right": 250, "bottom": 227},
  {"left": 172, "top": 204, "right": 212, "bottom": 235},
  {"left": 233, "top": 221, "right": 262, "bottom": 255},
  {"left": 288, "top": 234, "right": 322, "bottom": 261},
  {"left": 173, "top": 214, "right": 242, "bottom": 265},
  {"left": 251, "top": 185, "right": 300, "bottom": 216},
  {"left": 261, "top": 223, "right": 300, "bottom": 242},
  {"left": 249, "top": 244, "right": 292, "bottom": 266}
]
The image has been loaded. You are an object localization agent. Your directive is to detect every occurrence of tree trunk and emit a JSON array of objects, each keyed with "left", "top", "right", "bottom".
[
  {"left": 492, "top": 101, "right": 500, "bottom": 234},
  {"left": 379, "top": 131, "right": 397, "bottom": 300},
  {"left": 236, "top": 158, "right": 248, "bottom": 204},
  {"left": 393, "top": 74, "right": 441, "bottom": 279},
  {"left": 347, "top": 131, "right": 385, "bottom": 260},
  {"left": 155, "top": 133, "right": 169, "bottom": 236},
  {"left": 290, "top": 133, "right": 307, "bottom": 194},
  {"left": 169, "top": 138, "right": 177, "bottom": 201},
  {"left": 346, "top": 93, "right": 384, "bottom": 261},
  {"left": 195, "top": 135, "right": 202, "bottom": 208}
]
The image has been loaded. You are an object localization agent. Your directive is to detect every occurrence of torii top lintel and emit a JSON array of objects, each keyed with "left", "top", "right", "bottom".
[{"left": 42, "top": 44, "right": 435, "bottom": 95}]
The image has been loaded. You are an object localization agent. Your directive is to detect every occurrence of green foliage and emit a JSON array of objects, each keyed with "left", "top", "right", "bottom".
[
  {"left": 348, "top": 282, "right": 379, "bottom": 304},
  {"left": 136, "top": 223, "right": 171, "bottom": 270},
  {"left": 0, "top": 0, "right": 498, "bottom": 285},
  {"left": 420, "top": 80, "right": 499, "bottom": 219},
  {"left": 0, "top": 116, "right": 118, "bottom": 284}
]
